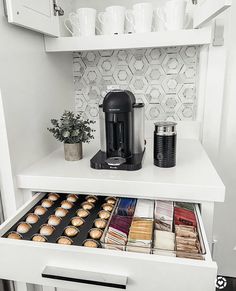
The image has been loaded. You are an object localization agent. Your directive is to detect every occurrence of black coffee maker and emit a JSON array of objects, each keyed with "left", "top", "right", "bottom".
[{"left": 90, "top": 90, "right": 145, "bottom": 171}]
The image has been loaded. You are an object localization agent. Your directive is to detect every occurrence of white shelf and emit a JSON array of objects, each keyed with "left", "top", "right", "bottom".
[
  {"left": 44, "top": 27, "right": 212, "bottom": 52},
  {"left": 17, "top": 139, "right": 225, "bottom": 203}
]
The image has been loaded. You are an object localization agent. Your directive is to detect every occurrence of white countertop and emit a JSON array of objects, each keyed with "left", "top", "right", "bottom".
[{"left": 16, "top": 139, "right": 225, "bottom": 203}]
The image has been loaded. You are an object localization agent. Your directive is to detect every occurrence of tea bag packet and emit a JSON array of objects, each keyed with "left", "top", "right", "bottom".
[
  {"left": 174, "top": 202, "right": 195, "bottom": 212},
  {"left": 127, "top": 218, "right": 153, "bottom": 253},
  {"left": 175, "top": 225, "right": 197, "bottom": 238},
  {"left": 154, "top": 230, "right": 175, "bottom": 251},
  {"left": 134, "top": 199, "right": 154, "bottom": 219},
  {"left": 116, "top": 198, "right": 137, "bottom": 216},
  {"left": 174, "top": 205, "right": 200, "bottom": 255},
  {"left": 154, "top": 200, "right": 173, "bottom": 231},
  {"left": 174, "top": 204, "right": 197, "bottom": 227},
  {"left": 175, "top": 224, "right": 202, "bottom": 259},
  {"left": 106, "top": 215, "right": 133, "bottom": 245}
]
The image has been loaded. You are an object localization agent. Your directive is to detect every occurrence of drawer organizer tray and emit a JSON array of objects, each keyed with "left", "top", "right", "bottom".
[
  {"left": 2, "top": 193, "right": 112, "bottom": 246},
  {"left": 0, "top": 192, "right": 217, "bottom": 291}
]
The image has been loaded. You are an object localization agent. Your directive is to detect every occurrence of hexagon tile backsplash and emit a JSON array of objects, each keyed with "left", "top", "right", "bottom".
[{"left": 73, "top": 46, "right": 199, "bottom": 121}]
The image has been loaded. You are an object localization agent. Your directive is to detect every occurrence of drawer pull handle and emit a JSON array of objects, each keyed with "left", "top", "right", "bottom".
[{"left": 42, "top": 266, "right": 127, "bottom": 289}]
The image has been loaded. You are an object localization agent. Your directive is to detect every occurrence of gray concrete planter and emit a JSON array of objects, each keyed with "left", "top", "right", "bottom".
[{"left": 64, "top": 143, "right": 83, "bottom": 161}]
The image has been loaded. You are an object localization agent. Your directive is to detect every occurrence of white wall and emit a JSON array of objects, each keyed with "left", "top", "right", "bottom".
[
  {"left": 0, "top": 2, "right": 74, "bottom": 213},
  {"left": 213, "top": 1, "right": 236, "bottom": 276}
]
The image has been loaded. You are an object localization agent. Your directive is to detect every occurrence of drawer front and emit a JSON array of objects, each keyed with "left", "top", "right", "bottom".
[{"left": 0, "top": 193, "right": 217, "bottom": 291}]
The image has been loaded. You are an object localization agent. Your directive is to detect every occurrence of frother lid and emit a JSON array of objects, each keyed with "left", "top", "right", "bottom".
[{"left": 154, "top": 121, "right": 177, "bottom": 135}]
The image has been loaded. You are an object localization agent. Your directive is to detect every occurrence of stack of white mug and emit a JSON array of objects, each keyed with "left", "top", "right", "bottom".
[{"left": 65, "top": 0, "right": 190, "bottom": 37}]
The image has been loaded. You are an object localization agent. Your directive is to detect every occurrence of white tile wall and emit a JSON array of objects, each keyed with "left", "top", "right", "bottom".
[{"left": 73, "top": 46, "right": 199, "bottom": 121}]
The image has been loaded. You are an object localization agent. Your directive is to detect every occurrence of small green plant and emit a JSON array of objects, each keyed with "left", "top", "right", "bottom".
[{"left": 48, "top": 111, "right": 95, "bottom": 144}]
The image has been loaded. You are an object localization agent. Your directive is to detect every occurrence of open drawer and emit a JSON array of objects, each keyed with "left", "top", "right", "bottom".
[{"left": 0, "top": 193, "right": 217, "bottom": 291}]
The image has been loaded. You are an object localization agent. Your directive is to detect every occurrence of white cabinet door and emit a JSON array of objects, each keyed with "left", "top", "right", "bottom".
[
  {"left": 193, "top": 0, "right": 232, "bottom": 28},
  {"left": 5, "top": 0, "right": 60, "bottom": 36}
]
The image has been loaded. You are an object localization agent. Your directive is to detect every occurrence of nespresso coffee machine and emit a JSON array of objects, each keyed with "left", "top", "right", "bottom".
[{"left": 90, "top": 90, "right": 145, "bottom": 171}]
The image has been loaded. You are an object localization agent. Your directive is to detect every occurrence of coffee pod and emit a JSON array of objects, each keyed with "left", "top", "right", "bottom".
[
  {"left": 86, "top": 195, "right": 98, "bottom": 204},
  {"left": 40, "top": 224, "right": 55, "bottom": 236},
  {"left": 83, "top": 239, "right": 99, "bottom": 248},
  {"left": 32, "top": 234, "right": 47, "bottom": 242},
  {"left": 26, "top": 213, "right": 39, "bottom": 224},
  {"left": 94, "top": 218, "right": 107, "bottom": 229},
  {"left": 48, "top": 215, "right": 62, "bottom": 226},
  {"left": 16, "top": 222, "right": 32, "bottom": 234},
  {"left": 67, "top": 194, "right": 78, "bottom": 203},
  {"left": 81, "top": 202, "right": 94, "bottom": 211},
  {"left": 61, "top": 200, "right": 73, "bottom": 210},
  {"left": 89, "top": 228, "right": 103, "bottom": 240},
  {"left": 7, "top": 231, "right": 22, "bottom": 240},
  {"left": 55, "top": 207, "right": 68, "bottom": 217},
  {"left": 41, "top": 199, "right": 54, "bottom": 208},
  {"left": 71, "top": 217, "right": 85, "bottom": 227},
  {"left": 105, "top": 197, "right": 116, "bottom": 205},
  {"left": 102, "top": 203, "right": 113, "bottom": 212},
  {"left": 76, "top": 208, "right": 89, "bottom": 218},
  {"left": 64, "top": 226, "right": 79, "bottom": 237},
  {"left": 48, "top": 193, "right": 60, "bottom": 201},
  {"left": 98, "top": 210, "right": 110, "bottom": 220},
  {"left": 57, "top": 236, "right": 73, "bottom": 245},
  {"left": 34, "top": 206, "right": 47, "bottom": 216}
]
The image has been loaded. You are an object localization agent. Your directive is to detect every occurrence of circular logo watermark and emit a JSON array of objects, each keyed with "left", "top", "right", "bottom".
[{"left": 215, "top": 276, "right": 227, "bottom": 290}]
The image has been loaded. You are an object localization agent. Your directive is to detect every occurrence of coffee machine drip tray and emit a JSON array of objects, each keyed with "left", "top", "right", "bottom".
[{"left": 90, "top": 150, "right": 145, "bottom": 171}]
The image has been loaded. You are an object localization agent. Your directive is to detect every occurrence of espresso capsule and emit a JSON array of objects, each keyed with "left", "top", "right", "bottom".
[
  {"left": 17, "top": 222, "right": 32, "bottom": 234},
  {"left": 71, "top": 217, "right": 85, "bottom": 227},
  {"left": 86, "top": 195, "right": 98, "bottom": 204},
  {"left": 7, "top": 232, "right": 22, "bottom": 240},
  {"left": 105, "top": 197, "right": 116, "bottom": 205},
  {"left": 81, "top": 202, "right": 94, "bottom": 211},
  {"left": 94, "top": 218, "right": 107, "bottom": 229},
  {"left": 48, "top": 215, "right": 62, "bottom": 226},
  {"left": 61, "top": 200, "right": 73, "bottom": 210},
  {"left": 64, "top": 226, "right": 79, "bottom": 237},
  {"left": 89, "top": 228, "right": 103, "bottom": 240},
  {"left": 98, "top": 210, "right": 110, "bottom": 220},
  {"left": 102, "top": 203, "right": 113, "bottom": 212},
  {"left": 57, "top": 236, "right": 73, "bottom": 245},
  {"left": 55, "top": 207, "right": 68, "bottom": 217},
  {"left": 26, "top": 213, "right": 39, "bottom": 224},
  {"left": 41, "top": 199, "right": 54, "bottom": 208},
  {"left": 83, "top": 239, "right": 99, "bottom": 248},
  {"left": 67, "top": 194, "right": 78, "bottom": 203},
  {"left": 40, "top": 224, "right": 55, "bottom": 236},
  {"left": 32, "top": 234, "right": 47, "bottom": 242},
  {"left": 48, "top": 193, "right": 60, "bottom": 201},
  {"left": 34, "top": 206, "right": 47, "bottom": 216},
  {"left": 76, "top": 208, "right": 89, "bottom": 218}
]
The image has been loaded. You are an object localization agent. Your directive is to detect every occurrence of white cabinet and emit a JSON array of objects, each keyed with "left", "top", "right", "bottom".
[
  {"left": 0, "top": 192, "right": 217, "bottom": 291},
  {"left": 5, "top": 0, "right": 60, "bottom": 36}
]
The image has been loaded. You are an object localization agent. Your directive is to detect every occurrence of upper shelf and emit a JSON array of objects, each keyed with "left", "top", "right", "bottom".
[
  {"left": 17, "top": 139, "right": 225, "bottom": 203},
  {"left": 44, "top": 27, "right": 212, "bottom": 52}
]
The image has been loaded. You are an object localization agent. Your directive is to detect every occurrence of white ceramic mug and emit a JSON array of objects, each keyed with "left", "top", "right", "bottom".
[
  {"left": 126, "top": 3, "right": 153, "bottom": 33},
  {"left": 65, "top": 8, "right": 97, "bottom": 37},
  {"left": 153, "top": 8, "right": 167, "bottom": 32},
  {"left": 64, "top": 13, "right": 80, "bottom": 37},
  {"left": 98, "top": 6, "right": 126, "bottom": 35},
  {"left": 156, "top": 0, "right": 190, "bottom": 31}
]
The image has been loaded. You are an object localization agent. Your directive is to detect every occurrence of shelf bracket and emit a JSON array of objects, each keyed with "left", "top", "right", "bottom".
[{"left": 213, "top": 19, "right": 225, "bottom": 46}]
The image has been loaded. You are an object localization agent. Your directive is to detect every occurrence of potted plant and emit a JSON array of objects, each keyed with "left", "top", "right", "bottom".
[{"left": 48, "top": 111, "right": 95, "bottom": 161}]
